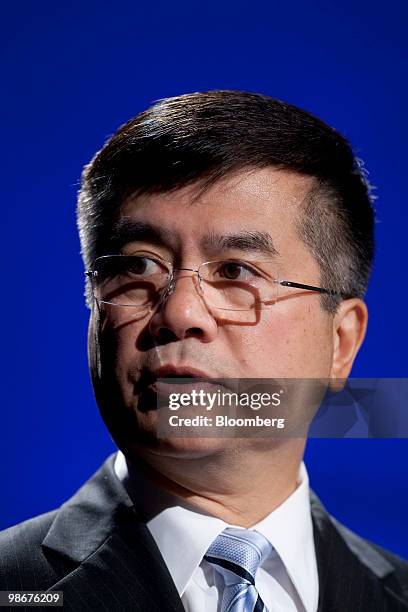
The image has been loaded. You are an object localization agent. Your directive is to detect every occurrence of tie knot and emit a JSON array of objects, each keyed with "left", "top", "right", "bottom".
[{"left": 205, "top": 527, "right": 273, "bottom": 581}]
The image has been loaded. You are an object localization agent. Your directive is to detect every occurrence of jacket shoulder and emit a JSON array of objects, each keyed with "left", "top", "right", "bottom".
[
  {"left": 310, "top": 489, "right": 408, "bottom": 609},
  {"left": 370, "top": 540, "right": 408, "bottom": 590},
  {"left": 0, "top": 510, "right": 75, "bottom": 590},
  {"left": 331, "top": 515, "right": 408, "bottom": 590}
]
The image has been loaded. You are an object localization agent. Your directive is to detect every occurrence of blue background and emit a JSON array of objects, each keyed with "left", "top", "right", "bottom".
[{"left": 1, "top": 1, "right": 407, "bottom": 557}]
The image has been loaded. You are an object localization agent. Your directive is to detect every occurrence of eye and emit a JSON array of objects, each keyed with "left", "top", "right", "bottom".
[
  {"left": 216, "top": 260, "right": 260, "bottom": 281},
  {"left": 124, "top": 255, "right": 166, "bottom": 277}
]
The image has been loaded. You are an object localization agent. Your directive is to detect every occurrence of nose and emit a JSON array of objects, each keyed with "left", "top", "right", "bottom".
[{"left": 148, "top": 271, "right": 218, "bottom": 343}]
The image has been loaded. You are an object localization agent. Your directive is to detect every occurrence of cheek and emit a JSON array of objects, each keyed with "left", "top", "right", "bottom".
[
  {"left": 98, "top": 317, "right": 142, "bottom": 396},
  {"left": 277, "top": 305, "right": 333, "bottom": 376},
  {"left": 111, "top": 328, "right": 139, "bottom": 371},
  {"left": 99, "top": 307, "right": 149, "bottom": 367},
  {"left": 235, "top": 304, "right": 333, "bottom": 377}
]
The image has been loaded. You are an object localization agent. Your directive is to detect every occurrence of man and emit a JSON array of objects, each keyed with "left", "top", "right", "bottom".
[{"left": 1, "top": 91, "right": 407, "bottom": 611}]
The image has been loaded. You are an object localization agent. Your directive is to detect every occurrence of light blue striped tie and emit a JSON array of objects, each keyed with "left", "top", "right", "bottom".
[{"left": 204, "top": 527, "right": 272, "bottom": 612}]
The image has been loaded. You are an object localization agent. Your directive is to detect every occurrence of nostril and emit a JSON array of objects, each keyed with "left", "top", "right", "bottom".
[
  {"left": 187, "top": 327, "right": 204, "bottom": 338},
  {"left": 156, "top": 326, "right": 204, "bottom": 343},
  {"left": 157, "top": 328, "right": 178, "bottom": 343}
]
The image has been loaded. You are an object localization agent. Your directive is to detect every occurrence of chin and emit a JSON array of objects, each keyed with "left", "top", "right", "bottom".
[{"left": 129, "top": 434, "right": 228, "bottom": 460}]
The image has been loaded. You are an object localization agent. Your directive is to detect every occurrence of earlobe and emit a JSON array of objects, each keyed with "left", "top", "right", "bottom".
[{"left": 330, "top": 298, "right": 368, "bottom": 382}]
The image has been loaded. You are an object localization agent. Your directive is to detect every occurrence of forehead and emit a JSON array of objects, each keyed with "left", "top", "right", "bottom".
[{"left": 119, "top": 167, "right": 314, "bottom": 256}]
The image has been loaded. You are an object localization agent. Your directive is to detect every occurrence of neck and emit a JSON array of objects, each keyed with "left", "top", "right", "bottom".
[{"left": 125, "top": 440, "right": 306, "bottom": 527}]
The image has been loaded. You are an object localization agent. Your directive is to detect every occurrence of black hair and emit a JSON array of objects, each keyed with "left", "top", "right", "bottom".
[{"left": 77, "top": 90, "right": 375, "bottom": 312}]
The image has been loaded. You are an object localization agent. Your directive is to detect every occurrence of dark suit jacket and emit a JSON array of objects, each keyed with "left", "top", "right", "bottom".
[{"left": 1, "top": 453, "right": 407, "bottom": 611}]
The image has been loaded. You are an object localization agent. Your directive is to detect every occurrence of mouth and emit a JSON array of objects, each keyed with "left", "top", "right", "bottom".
[
  {"left": 133, "top": 364, "right": 213, "bottom": 396},
  {"left": 134, "top": 364, "right": 236, "bottom": 414},
  {"left": 153, "top": 365, "right": 212, "bottom": 381},
  {"left": 145, "top": 365, "right": 228, "bottom": 404}
]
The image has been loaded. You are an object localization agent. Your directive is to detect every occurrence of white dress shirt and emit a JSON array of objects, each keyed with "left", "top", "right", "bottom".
[{"left": 114, "top": 451, "right": 318, "bottom": 612}]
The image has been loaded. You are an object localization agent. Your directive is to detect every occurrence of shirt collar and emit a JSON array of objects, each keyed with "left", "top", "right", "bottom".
[
  {"left": 114, "top": 451, "right": 316, "bottom": 610},
  {"left": 251, "top": 462, "right": 317, "bottom": 612}
]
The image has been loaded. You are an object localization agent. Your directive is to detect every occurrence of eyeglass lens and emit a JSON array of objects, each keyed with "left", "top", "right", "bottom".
[{"left": 91, "top": 255, "right": 280, "bottom": 315}]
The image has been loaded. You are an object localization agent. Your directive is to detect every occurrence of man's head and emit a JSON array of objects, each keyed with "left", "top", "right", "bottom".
[{"left": 77, "top": 90, "right": 374, "bottom": 459}]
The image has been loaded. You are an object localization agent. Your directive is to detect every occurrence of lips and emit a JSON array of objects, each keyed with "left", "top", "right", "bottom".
[
  {"left": 134, "top": 364, "right": 235, "bottom": 413},
  {"left": 153, "top": 365, "right": 212, "bottom": 381},
  {"left": 143, "top": 364, "right": 219, "bottom": 402}
]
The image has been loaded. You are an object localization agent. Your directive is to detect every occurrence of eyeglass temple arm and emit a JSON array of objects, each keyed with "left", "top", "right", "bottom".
[{"left": 279, "top": 280, "right": 344, "bottom": 297}]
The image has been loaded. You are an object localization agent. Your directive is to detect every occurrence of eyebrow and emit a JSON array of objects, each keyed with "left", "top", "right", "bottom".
[
  {"left": 109, "top": 218, "right": 279, "bottom": 258},
  {"left": 109, "top": 218, "right": 175, "bottom": 251},
  {"left": 201, "top": 231, "right": 279, "bottom": 257}
]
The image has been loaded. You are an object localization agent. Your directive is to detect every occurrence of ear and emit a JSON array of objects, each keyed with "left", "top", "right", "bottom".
[{"left": 329, "top": 298, "right": 368, "bottom": 384}]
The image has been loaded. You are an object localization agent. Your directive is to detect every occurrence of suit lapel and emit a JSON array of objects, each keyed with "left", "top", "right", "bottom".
[
  {"left": 310, "top": 491, "right": 407, "bottom": 611},
  {"left": 46, "top": 509, "right": 184, "bottom": 611},
  {"left": 42, "top": 454, "right": 184, "bottom": 612}
]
